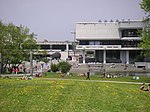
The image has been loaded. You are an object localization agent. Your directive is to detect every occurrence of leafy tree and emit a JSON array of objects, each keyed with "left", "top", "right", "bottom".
[
  {"left": 140, "top": 0, "right": 150, "bottom": 15},
  {"left": 139, "top": 0, "right": 150, "bottom": 57},
  {"left": 59, "top": 61, "right": 71, "bottom": 73},
  {"left": 0, "top": 21, "right": 39, "bottom": 73},
  {"left": 139, "top": 27, "right": 150, "bottom": 57},
  {"left": 37, "top": 50, "right": 49, "bottom": 63},
  {"left": 51, "top": 63, "right": 59, "bottom": 72}
]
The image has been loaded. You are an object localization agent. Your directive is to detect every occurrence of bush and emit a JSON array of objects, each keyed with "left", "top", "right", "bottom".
[
  {"left": 59, "top": 61, "right": 71, "bottom": 73},
  {"left": 51, "top": 64, "right": 59, "bottom": 72},
  {"left": 134, "top": 55, "right": 144, "bottom": 62}
]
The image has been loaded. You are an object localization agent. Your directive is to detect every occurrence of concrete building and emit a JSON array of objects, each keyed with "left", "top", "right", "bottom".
[
  {"left": 36, "top": 40, "right": 75, "bottom": 61},
  {"left": 75, "top": 20, "right": 146, "bottom": 64}
]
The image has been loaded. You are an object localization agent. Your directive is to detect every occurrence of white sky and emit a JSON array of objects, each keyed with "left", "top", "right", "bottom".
[{"left": 0, "top": 0, "right": 145, "bottom": 41}]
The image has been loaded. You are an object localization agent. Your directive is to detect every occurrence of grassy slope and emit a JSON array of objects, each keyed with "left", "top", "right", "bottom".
[
  {"left": 43, "top": 72, "right": 150, "bottom": 83},
  {"left": 0, "top": 78, "right": 150, "bottom": 112}
]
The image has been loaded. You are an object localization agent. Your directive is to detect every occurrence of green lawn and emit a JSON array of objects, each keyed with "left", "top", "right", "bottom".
[
  {"left": 0, "top": 78, "right": 150, "bottom": 112},
  {"left": 43, "top": 72, "right": 150, "bottom": 83}
]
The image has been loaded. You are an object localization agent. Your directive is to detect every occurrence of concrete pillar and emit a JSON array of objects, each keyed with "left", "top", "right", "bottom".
[
  {"left": 30, "top": 51, "right": 33, "bottom": 76},
  {"left": 66, "top": 43, "right": 69, "bottom": 57},
  {"left": 120, "top": 51, "right": 127, "bottom": 64},
  {"left": 126, "top": 50, "right": 129, "bottom": 64},
  {"left": 120, "top": 51, "right": 122, "bottom": 63},
  {"left": 82, "top": 50, "right": 86, "bottom": 63},
  {"left": 103, "top": 50, "right": 106, "bottom": 64}
]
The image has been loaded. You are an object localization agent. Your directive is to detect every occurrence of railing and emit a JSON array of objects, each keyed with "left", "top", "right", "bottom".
[
  {"left": 37, "top": 41, "right": 73, "bottom": 45},
  {"left": 76, "top": 45, "right": 121, "bottom": 50},
  {"left": 121, "top": 37, "right": 141, "bottom": 40}
]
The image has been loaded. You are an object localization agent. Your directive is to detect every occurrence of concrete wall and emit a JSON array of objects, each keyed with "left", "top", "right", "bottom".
[
  {"left": 119, "top": 21, "right": 144, "bottom": 29},
  {"left": 135, "top": 62, "right": 150, "bottom": 69},
  {"left": 59, "top": 52, "right": 68, "bottom": 60},
  {"left": 76, "top": 21, "right": 144, "bottom": 40},
  {"left": 76, "top": 23, "right": 120, "bottom": 40}
]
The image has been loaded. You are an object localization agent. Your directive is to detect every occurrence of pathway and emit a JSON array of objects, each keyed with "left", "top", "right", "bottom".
[{"left": 39, "top": 78, "right": 149, "bottom": 85}]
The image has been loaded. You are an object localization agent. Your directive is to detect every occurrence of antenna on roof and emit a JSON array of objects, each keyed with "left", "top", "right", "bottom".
[
  {"left": 110, "top": 19, "right": 113, "bottom": 22},
  {"left": 116, "top": 19, "right": 119, "bottom": 22},
  {"left": 98, "top": 20, "right": 102, "bottom": 22},
  {"left": 104, "top": 19, "right": 107, "bottom": 22},
  {"left": 128, "top": 19, "right": 130, "bottom": 23}
]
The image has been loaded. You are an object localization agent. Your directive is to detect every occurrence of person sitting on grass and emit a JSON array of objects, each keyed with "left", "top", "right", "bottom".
[
  {"left": 140, "top": 83, "right": 150, "bottom": 92},
  {"left": 145, "top": 84, "right": 150, "bottom": 92},
  {"left": 148, "top": 84, "right": 150, "bottom": 91},
  {"left": 140, "top": 83, "right": 145, "bottom": 91}
]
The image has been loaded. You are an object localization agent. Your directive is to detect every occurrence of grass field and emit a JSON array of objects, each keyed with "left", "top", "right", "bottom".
[
  {"left": 43, "top": 72, "right": 150, "bottom": 83},
  {"left": 0, "top": 77, "right": 150, "bottom": 112}
]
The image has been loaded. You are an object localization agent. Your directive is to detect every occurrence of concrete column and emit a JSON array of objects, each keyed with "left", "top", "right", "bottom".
[
  {"left": 126, "top": 50, "right": 129, "bottom": 64},
  {"left": 120, "top": 51, "right": 122, "bottom": 63},
  {"left": 82, "top": 50, "right": 86, "bottom": 63},
  {"left": 30, "top": 51, "right": 33, "bottom": 76},
  {"left": 66, "top": 43, "right": 69, "bottom": 57},
  {"left": 103, "top": 50, "right": 106, "bottom": 64}
]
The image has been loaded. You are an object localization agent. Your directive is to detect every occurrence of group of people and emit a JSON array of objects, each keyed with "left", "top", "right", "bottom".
[
  {"left": 12, "top": 67, "right": 19, "bottom": 75},
  {"left": 140, "top": 83, "right": 150, "bottom": 92}
]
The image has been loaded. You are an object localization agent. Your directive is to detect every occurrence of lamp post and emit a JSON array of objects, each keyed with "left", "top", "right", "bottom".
[
  {"left": 0, "top": 53, "right": 1, "bottom": 75},
  {"left": 30, "top": 51, "right": 33, "bottom": 76},
  {"left": 65, "top": 40, "right": 69, "bottom": 58},
  {"left": 71, "top": 31, "right": 76, "bottom": 56}
]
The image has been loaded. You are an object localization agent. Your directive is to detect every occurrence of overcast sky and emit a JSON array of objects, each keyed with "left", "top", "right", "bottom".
[{"left": 0, "top": 0, "right": 145, "bottom": 41}]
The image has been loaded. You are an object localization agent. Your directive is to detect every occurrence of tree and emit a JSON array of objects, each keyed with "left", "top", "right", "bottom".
[
  {"left": 140, "top": 0, "right": 150, "bottom": 15},
  {"left": 139, "top": 0, "right": 150, "bottom": 57},
  {"left": 139, "top": 27, "right": 150, "bottom": 57},
  {"left": 51, "top": 63, "right": 59, "bottom": 72},
  {"left": 59, "top": 61, "right": 71, "bottom": 73},
  {"left": 0, "top": 21, "right": 39, "bottom": 73}
]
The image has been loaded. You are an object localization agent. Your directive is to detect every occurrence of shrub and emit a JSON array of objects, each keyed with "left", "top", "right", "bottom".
[
  {"left": 59, "top": 61, "right": 71, "bottom": 73},
  {"left": 134, "top": 55, "right": 144, "bottom": 62},
  {"left": 51, "top": 63, "right": 59, "bottom": 72}
]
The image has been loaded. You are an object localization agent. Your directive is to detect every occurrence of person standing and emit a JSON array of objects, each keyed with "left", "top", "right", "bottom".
[
  {"left": 140, "top": 83, "right": 145, "bottom": 91},
  {"left": 12, "top": 67, "right": 15, "bottom": 75},
  {"left": 15, "top": 68, "right": 19, "bottom": 75},
  {"left": 86, "top": 70, "right": 90, "bottom": 80}
]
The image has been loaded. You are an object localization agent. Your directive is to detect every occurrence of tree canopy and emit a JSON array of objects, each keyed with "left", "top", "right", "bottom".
[
  {"left": 140, "top": 0, "right": 150, "bottom": 14},
  {"left": 139, "top": 0, "right": 150, "bottom": 57},
  {"left": 0, "top": 21, "right": 39, "bottom": 73}
]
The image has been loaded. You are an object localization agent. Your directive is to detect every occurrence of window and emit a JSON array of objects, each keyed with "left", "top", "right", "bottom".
[
  {"left": 40, "top": 45, "right": 50, "bottom": 50},
  {"left": 89, "top": 41, "right": 95, "bottom": 45},
  {"left": 121, "top": 29, "right": 141, "bottom": 37},
  {"left": 95, "top": 41, "right": 100, "bottom": 45}
]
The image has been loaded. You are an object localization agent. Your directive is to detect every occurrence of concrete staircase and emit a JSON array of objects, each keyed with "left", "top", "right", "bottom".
[
  {"left": 70, "top": 63, "right": 150, "bottom": 74},
  {"left": 70, "top": 64, "right": 89, "bottom": 74}
]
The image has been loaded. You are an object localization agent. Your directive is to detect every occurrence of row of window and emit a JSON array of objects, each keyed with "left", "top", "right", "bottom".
[
  {"left": 39, "top": 45, "right": 73, "bottom": 50},
  {"left": 121, "top": 29, "right": 141, "bottom": 37},
  {"left": 79, "top": 40, "right": 140, "bottom": 47}
]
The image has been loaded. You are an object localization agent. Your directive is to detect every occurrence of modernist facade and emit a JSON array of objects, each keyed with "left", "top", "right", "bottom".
[
  {"left": 36, "top": 41, "right": 74, "bottom": 61},
  {"left": 75, "top": 20, "right": 146, "bottom": 64}
]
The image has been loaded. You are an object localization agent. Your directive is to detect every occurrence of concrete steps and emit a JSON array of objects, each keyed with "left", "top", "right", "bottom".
[{"left": 70, "top": 64, "right": 89, "bottom": 73}]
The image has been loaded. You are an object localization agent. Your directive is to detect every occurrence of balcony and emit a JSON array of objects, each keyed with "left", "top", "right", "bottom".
[
  {"left": 76, "top": 45, "right": 121, "bottom": 50},
  {"left": 121, "top": 37, "right": 141, "bottom": 40}
]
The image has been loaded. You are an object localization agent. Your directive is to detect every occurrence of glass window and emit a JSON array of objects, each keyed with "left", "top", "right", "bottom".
[
  {"left": 95, "top": 41, "right": 100, "bottom": 45},
  {"left": 89, "top": 41, "right": 95, "bottom": 45},
  {"left": 121, "top": 29, "right": 141, "bottom": 37}
]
